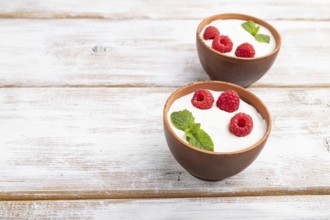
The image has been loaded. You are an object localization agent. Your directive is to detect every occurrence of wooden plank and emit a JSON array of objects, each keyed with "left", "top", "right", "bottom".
[
  {"left": 0, "top": 87, "right": 329, "bottom": 200},
  {"left": 0, "top": 20, "right": 329, "bottom": 88},
  {"left": 0, "top": 0, "right": 329, "bottom": 20},
  {"left": 0, "top": 196, "right": 330, "bottom": 219}
]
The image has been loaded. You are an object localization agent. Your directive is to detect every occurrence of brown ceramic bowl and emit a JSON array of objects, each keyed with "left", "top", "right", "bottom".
[
  {"left": 163, "top": 81, "right": 271, "bottom": 180},
  {"left": 196, "top": 13, "right": 281, "bottom": 88}
]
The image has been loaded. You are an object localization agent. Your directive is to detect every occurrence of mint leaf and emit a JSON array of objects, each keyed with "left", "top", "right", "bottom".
[
  {"left": 242, "top": 20, "right": 259, "bottom": 36},
  {"left": 253, "top": 25, "right": 260, "bottom": 36},
  {"left": 185, "top": 128, "right": 214, "bottom": 152},
  {"left": 241, "top": 20, "right": 271, "bottom": 44},
  {"left": 171, "top": 109, "right": 214, "bottom": 152},
  {"left": 185, "top": 123, "right": 201, "bottom": 133},
  {"left": 170, "top": 110, "right": 195, "bottom": 131},
  {"left": 255, "top": 34, "right": 270, "bottom": 43}
]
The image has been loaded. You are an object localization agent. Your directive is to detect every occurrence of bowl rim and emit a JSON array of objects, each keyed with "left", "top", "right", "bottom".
[
  {"left": 196, "top": 13, "right": 282, "bottom": 61},
  {"left": 163, "top": 81, "right": 272, "bottom": 155}
]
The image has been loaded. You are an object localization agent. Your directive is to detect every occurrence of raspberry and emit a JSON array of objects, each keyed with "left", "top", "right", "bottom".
[
  {"left": 191, "top": 89, "right": 214, "bottom": 109},
  {"left": 235, "top": 43, "right": 256, "bottom": 58},
  {"left": 203, "top": 26, "right": 220, "bottom": 40},
  {"left": 229, "top": 113, "right": 254, "bottom": 137},
  {"left": 216, "top": 90, "right": 240, "bottom": 113},
  {"left": 212, "top": 35, "right": 233, "bottom": 53}
]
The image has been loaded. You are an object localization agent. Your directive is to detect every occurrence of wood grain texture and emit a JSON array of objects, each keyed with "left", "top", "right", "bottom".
[
  {"left": 0, "top": 0, "right": 329, "bottom": 20},
  {"left": 0, "top": 88, "right": 329, "bottom": 200},
  {"left": 1, "top": 196, "right": 330, "bottom": 219},
  {"left": 0, "top": 19, "right": 329, "bottom": 88}
]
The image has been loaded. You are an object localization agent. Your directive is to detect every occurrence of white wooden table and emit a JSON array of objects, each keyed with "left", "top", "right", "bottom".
[{"left": 0, "top": 1, "right": 330, "bottom": 219}]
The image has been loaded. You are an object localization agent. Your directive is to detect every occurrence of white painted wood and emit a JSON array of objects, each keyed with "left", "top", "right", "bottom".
[
  {"left": 0, "top": 0, "right": 328, "bottom": 214},
  {"left": 0, "top": 88, "right": 329, "bottom": 199},
  {"left": 0, "top": 20, "right": 329, "bottom": 87},
  {"left": 1, "top": 196, "right": 330, "bottom": 219},
  {"left": 0, "top": 0, "right": 329, "bottom": 20}
]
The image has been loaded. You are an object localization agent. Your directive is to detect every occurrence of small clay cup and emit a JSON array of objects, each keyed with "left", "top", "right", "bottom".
[
  {"left": 163, "top": 81, "right": 271, "bottom": 180},
  {"left": 196, "top": 13, "right": 281, "bottom": 88}
]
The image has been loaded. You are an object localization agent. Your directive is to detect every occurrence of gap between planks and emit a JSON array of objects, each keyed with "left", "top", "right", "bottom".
[
  {"left": 0, "top": 84, "right": 330, "bottom": 89},
  {"left": 1, "top": 14, "right": 330, "bottom": 22},
  {"left": 1, "top": 187, "right": 330, "bottom": 201}
]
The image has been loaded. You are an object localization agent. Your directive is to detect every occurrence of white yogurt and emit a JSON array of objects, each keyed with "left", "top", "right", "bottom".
[
  {"left": 200, "top": 19, "right": 276, "bottom": 58},
  {"left": 167, "top": 90, "right": 267, "bottom": 152}
]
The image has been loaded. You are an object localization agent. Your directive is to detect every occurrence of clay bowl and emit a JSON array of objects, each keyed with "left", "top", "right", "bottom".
[
  {"left": 163, "top": 81, "right": 271, "bottom": 180},
  {"left": 196, "top": 13, "right": 281, "bottom": 88}
]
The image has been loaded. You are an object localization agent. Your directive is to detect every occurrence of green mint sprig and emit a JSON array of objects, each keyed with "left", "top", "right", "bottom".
[
  {"left": 170, "top": 109, "right": 214, "bottom": 152},
  {"left": 170, "top": 109, "right": 195, "bottom": 131},
  {"left": 241, "top": 20, "right": 270, "bottom": 43},
  {"left": 255, "top": 34, "right": 270, "bottom": 43}
]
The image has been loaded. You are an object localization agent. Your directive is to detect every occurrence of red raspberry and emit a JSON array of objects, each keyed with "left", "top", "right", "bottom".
[
  {"left": 191, "top": 89, "right": 214, "bottom": 109},
  {"left": 212, "top": 35, "right": 233, "bottom": 53},
  {"left": 235, "top": 43, "right": 256, "bottom": 58},
  {"left": 229, "top": 113, "right": 254, "bottom": 137},
  {"left": 216, "top": 90, "right": 240, "bottom": 113},
  {"left": 203, "top": 26, "right": 220, "bottom": 40}
]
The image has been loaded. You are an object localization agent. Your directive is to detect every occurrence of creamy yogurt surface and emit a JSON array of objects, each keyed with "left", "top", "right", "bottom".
[
  {"left": 167, "top": 90, "right": 267, "bottom": 152},
  {"left": 200, "top": 19, "right": 276, "bottom": 58}
]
